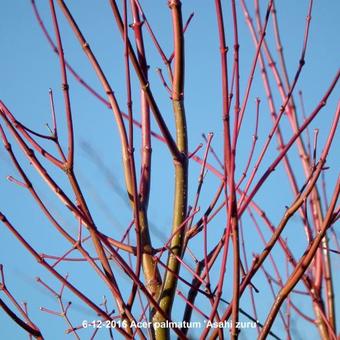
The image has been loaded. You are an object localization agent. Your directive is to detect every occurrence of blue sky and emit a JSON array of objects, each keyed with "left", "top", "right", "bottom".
[{"left": 0, "top": 1, "right": 339, "bottom": 339}]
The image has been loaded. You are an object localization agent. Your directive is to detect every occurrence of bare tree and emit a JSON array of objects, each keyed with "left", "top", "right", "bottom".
[{"left": 0, "top": 1, "right": 339, "bottom": 339}]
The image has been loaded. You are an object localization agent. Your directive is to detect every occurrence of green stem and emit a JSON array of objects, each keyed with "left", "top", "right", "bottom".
[{"left": 152, "top": 2, "right": 187, "bottom": 338}]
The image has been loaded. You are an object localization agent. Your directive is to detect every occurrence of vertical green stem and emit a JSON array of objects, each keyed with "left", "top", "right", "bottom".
[{"left": 152, "top": 1, "right": 188, "bottom": 338}]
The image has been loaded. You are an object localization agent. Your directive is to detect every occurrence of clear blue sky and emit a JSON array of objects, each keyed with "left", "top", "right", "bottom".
[{"left": 0, "top": 1, "right": 339, "bottom": 339}]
